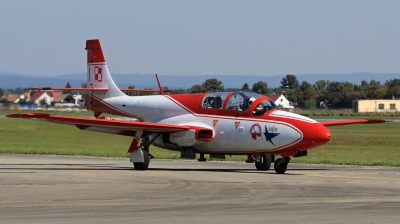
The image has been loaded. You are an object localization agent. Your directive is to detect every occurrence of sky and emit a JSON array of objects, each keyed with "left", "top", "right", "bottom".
[{"left": 1, "top": 0, "right": 400, "bottom": 77}]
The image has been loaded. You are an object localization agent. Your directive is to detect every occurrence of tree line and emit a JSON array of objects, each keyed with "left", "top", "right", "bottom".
[
  {"left": 279, "top": 75, "right": 400, "bottom": 109},
  {"left": 1, "top": 75, "right": 399, "bottom": 109},
  {"left": 184, "top": 75, "right": 400, "bottom": 109}
]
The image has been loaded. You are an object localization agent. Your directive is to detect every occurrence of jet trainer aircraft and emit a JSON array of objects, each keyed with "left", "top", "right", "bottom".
[{"left": 7, "top": 39, "right": 385, "bottom": 174}]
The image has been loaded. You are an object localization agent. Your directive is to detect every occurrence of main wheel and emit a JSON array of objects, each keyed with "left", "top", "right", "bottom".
[
  {"left": 274, "top": 158, "right": 288, "bottom": 174},
  {"left": 255, "top": 155, "right": 272, "bottom": 171},
  {"left": 133, "top": 150, "right": 150, "bottom": 170}
]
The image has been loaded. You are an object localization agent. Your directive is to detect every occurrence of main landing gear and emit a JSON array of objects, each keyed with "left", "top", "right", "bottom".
[
  {"left": 132, "top": 132, "right": 157, "bottom": 171},
  {"left": 253, "top": 155, "right": 291, "bottom": 174},
  {"left": 254, "top": 155, "right": 272, "bottom": 171},
  {"left": 133, "top": 149, "right": 150, "bottom": 170}
]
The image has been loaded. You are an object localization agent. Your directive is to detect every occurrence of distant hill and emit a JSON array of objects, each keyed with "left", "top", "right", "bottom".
[{"left": 1, "top": 72, "right": 399, "bottom": 89}]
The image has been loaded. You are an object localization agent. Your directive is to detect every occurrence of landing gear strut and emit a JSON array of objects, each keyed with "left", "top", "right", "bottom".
[
  {"left": 133, "top": 132, "right": 158, "bottom": 170},
  {"left": 274, "top": 157, "right": 291, "bottom": 174},
  {"left": 254, "top": 155, "right": 272, "bottom": 171}
]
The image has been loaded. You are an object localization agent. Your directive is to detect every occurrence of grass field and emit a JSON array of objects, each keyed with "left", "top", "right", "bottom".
[{"left": 1, "top": 109, "right": 399, "bottom": 166}]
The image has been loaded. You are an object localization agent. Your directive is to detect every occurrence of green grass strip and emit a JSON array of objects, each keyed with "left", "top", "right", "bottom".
[{"left": 1, "top": 109, "right": 399, "bottom": 166}]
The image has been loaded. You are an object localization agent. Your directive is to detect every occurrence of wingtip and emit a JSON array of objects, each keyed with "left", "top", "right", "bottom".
[
  {"left": 365, "top": 119, "right": 386, "bottom": 124},
  {"left": 6, "top": 113, "right": 19, "bottom": 118},
  {"left": 320, "top": 118, "right": 387, "bottom": 126},
  {"left": 6, "top": 113, "right": 50, "bottom": 118}
]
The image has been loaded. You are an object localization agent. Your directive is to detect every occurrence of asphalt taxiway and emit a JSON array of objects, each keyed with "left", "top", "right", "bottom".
[{"left": 0, "top": 154, "right": 399, "bottom": 224}]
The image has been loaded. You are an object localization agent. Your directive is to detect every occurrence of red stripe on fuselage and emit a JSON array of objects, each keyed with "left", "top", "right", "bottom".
[
  {"left": 164, "top": 94, "right": 204, "bottom": 115},
  {"left": 88, "top": 93, "right": 144, "bottom": 120}
]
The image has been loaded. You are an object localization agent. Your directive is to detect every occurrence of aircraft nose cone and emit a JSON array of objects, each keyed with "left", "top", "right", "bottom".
[{"left": 315, "top": 124, "right": 331, "bottom": 144}]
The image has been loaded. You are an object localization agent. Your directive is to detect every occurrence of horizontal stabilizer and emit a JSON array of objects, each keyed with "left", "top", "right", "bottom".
[
  {"left": 28, "top": 87, "right": 172, "bottom": 93},
  {"left": 28, "top": 87, "right": 108, "bottom": 91},
  {"left": 319, "top": 119, "right": 386, "bottom": 126},
  {"left": 119, "top": 89, "right": 172, "bottom": 93}
]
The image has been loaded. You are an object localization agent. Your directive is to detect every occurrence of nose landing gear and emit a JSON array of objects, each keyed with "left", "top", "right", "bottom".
[{"left": 274, "top": 157, "right": 291, "bottom": 174}]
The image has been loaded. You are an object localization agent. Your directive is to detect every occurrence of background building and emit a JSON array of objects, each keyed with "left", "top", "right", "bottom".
[
  {"left": 268, "top": 93, "right": 294, "bottom": 109},
  {"left": 352, "top": 100, "right": 398, "bottom": 112}
]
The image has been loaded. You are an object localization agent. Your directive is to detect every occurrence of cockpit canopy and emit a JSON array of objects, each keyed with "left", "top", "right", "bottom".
[{"left": 202, "top": 91, "right": 279, "bottom": 116}]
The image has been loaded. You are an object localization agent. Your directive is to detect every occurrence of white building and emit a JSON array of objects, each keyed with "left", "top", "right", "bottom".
[{"left": 268, "top": 93, "right": 294, "bottom": 109}]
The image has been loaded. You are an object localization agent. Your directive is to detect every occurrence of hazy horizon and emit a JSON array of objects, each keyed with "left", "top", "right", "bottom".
[{"left": 1, "top": 71, "right": 399, "bottom": 90}]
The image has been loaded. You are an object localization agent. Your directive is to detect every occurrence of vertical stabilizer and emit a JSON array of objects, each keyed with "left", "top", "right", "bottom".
[
  {"left": 85, "top": 39, "right": 125, "bottom": 98},
  {"left": 85, "top": 39, "right": 125, "bottom": 115}
]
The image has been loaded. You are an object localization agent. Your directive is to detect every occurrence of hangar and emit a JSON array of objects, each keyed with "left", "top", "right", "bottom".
[{"left": 352, "top": 99, "right": 399, "bottom": 113}]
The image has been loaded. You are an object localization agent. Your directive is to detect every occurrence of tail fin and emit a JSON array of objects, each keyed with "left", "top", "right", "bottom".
[
  {"left": 85, "top": 39, "right": 126, "bottom": 116},
  {"left": 85, "top": 39, "right": 125, "bottom": 98}
]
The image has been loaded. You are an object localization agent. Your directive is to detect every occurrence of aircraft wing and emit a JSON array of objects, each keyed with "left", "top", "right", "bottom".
[
  {"left": 6, "top": 113, "right": 191, "bottom": 134},
  {"left": 319, "top": 119, "right": 386, "bottom": 127}
]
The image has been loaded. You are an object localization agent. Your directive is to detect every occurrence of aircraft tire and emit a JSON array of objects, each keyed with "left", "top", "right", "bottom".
[
  {"left": 133, "top": 150, "right": 150, "bottom": 170},
  {"left": 274, "top": 158, "right": 288, "bottom": 174},
  {"left": 255, "top": 155, "right": 272, "bottom": 171}
]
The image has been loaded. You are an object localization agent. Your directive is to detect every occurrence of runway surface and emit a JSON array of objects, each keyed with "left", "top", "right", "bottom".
[{"left": 1, "top": 154, "right": 400, "bottom": 224}]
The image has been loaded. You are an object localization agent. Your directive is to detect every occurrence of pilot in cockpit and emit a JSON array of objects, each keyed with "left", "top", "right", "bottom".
[
  {"left": 252, "top": 100, "right": 271, "bottom": 116},
  {"left": 242, "top": 97, "right": 255, "bottom": 111},
  {"left": 249, "top": 97, "right": 255, "bottom": 105},
  {"left": 253, "top": 103, "right": 265, "bottom": 115}
]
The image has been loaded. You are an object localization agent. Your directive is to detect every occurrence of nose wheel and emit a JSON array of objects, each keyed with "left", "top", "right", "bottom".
[{"left": 274, "top": 157, "right": 291, "bottom": 174}]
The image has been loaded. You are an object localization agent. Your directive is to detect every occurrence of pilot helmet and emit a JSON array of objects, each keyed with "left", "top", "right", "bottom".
[{"left": 249, "top": 97, "right": 256, "bottom": 105}]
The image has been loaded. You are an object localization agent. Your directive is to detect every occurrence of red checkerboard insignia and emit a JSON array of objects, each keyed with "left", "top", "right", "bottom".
[{"left": 94, "top": 66, "right": 102, "bottom": 82}]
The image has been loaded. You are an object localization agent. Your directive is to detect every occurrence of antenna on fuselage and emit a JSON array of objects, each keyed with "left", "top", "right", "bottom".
[{"left": 155, "top": 74, "right": 164, "bottom": 95}]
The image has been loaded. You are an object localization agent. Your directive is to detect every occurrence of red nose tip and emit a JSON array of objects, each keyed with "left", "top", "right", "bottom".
[{"left": 315, "top": 125, "right": 331, "bottom": 144}]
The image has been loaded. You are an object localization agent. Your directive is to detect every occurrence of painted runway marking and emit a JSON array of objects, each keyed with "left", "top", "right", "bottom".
[{"left": 302, "top": 172, "right": 400, "bottom": 181}]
